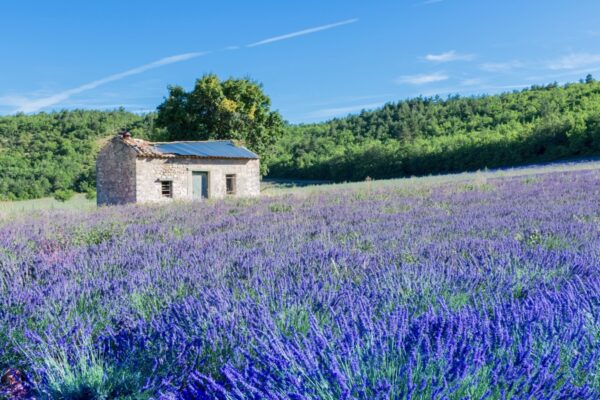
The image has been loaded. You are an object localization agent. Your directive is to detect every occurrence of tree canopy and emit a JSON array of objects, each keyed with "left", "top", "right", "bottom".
[
  {"left": 0, "top": 109, "right": 156, "bottom": 201},
  {"left": 2, "top": 78, "right": 600, "bottom": 201},
  {"left": 156, "top": 74, "right": 284, "bottom": 174},
  {"left": 269, "top": 79, "right": 600, "bottom": 181}
]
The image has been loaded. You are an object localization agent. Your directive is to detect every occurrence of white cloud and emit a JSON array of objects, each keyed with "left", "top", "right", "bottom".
[
  {"left": 424, "top": 51, "right": 474, "bottom": 62},
  {"left": 417, "top": 82, "right": 531, "bottom": 97},
  {"left": 487, "top": 84, "right": 530, "bottom": 90},
  {"left": 131, "top": 108, "right": 157, "bottom": 115},
  {"left": 547, "top": 53, "right": 600, "bottom": 70},
  {"left": 309, "top": 93, "right": 394, "bottom": 107},
  {"left": 421, "top": 0, "right": 444, "bottom": 4},
  {"left": 460, "top": 78, "right": 484, "bottom": 86},
  {"left": 526, "top": 65, "right": 600, "bottom": 82},
  {"left": 479, "top": 61, "right": 523, "bottom": 73},
  {"left": 396, "top": 72, "right": 448, "bottom": 85},
  {"left": 308, "top": 102, "right": 385, "bottom": 119},
  {"left": 247, "top": 18, "right": 358, "bottom": 47},
  {"left": 0, "top": 95, "right": 30, "bottom": 107}
]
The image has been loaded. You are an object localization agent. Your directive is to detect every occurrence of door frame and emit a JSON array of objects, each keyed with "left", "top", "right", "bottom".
[{"left": 189, "top": 170, "right": 210, "bottom": 200}]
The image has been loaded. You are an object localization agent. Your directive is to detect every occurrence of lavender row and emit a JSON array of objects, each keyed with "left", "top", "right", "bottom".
[{"left": 0, "top": 170, "right": 599, "bottom": 398}]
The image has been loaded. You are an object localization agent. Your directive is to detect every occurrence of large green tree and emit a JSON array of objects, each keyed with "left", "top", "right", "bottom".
[{"left": 156, "top": 74, "right": 284, "bottom": 174}]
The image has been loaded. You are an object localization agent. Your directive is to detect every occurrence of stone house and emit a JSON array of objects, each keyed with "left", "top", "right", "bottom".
[{"left": 96, "top": 132, "right": 260, "bottom": 205}]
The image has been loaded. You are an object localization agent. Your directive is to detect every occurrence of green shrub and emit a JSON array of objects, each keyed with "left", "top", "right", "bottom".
[
  {"left": 268, "top": 80, "right": 600, "bottom": 181},
  {"left": 269, "top": 203, "right": 293, "bottom": 213},
  {"left": 85, "top": 189, "right": 97, "bottom": 200},
  {"left": 53, "top": 189, "right": 75, "bottom": 202}
]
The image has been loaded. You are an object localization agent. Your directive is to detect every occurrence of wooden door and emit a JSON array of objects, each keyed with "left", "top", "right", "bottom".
[{"left": 192, "top": 172, "right": 209, "bottom": 199}]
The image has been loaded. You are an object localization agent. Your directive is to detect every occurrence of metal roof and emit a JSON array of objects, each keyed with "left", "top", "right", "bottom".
[{"left": 152, "top": 140, "right": 259, "bottom": 159}]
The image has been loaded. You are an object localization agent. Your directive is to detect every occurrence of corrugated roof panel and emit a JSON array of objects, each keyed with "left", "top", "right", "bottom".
[{"left": 152, "top": 140, "right": 258, "bottom": 159}]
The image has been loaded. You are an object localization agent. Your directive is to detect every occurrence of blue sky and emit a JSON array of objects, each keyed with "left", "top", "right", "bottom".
[{"left": 2, "top": 0, "right": 600, "bottom": 123}]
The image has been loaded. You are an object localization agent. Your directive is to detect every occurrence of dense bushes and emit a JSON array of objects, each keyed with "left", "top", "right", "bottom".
[
  {"left": 0, "top": 110, "right": 158, "bottom": 201},
  {"left": 3, "top": 79, "right": 600, "bottom": 201},
  {"left": 269, "top": 80, "right": 600, "bottom": 180}
]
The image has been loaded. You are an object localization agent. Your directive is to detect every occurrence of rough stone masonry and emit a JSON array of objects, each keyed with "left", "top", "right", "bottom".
[{"left": 96, "top": 133, "right": 260, "bottom": 206}]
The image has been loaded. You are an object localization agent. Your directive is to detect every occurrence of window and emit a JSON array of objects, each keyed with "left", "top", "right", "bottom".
[
  {"left": 226, "top": 174, "right": 236, "bottom": 195},
  {"left": 161, "top": 181, "right": 173, "bottom": 198}
]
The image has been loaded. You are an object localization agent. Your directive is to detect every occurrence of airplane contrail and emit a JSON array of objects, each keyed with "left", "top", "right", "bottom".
[
  {"left": 246, "top": 18, "right": 358, "bottom": 47},
  {"left": 9, "top": 18, "right": 358, "bottom": 114},
  {"left": 14, "top": 52, "right": 209, "bottom": 113}
]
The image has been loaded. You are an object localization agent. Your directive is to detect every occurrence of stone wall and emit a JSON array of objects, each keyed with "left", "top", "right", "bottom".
[
  {"left": 135, "top": 157, "right": 260, "bottom": 203},
  {"left": 96, "top": 137, "right": 137, "bottom": 205}
]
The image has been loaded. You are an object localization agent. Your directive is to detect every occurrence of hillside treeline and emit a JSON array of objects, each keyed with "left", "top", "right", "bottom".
[
  {"left": 0, "top": 110, "right": 157, "bottom": 200},
  {"left": 269, "top": 79, "right": 600, "bottom": 181},
  {"left": 2, "top": 79, "right": 600, "bottom": 200}
]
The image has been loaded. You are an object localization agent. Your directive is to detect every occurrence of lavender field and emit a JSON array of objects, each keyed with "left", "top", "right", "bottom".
[{"left": 1, "top": 169, "right": 599, "bottom": 399}]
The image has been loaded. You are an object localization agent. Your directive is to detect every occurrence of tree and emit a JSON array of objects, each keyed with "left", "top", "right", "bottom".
[
  {"left": 0, "top": 109, "right": 147, "bottom": 201},
  {"left": 53, "top": 189, "right": 74, "bottom": 202},
  {"left": 156, "top": 74, "right": 284, "bottom": 175},
  {"left": 268, "top": 80, "right": 600, "bottom": 181}
]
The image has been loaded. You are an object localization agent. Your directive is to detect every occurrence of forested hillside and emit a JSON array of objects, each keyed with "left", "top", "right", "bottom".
[
  {"left": 269, "top": 79, "right": 600, "bottom": 181},
  {"left": 2, "top": 79, "right": 600, "bottom": 201},
  {"left": 0, "top": 110, "right": 157, "bottom": 200}
]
